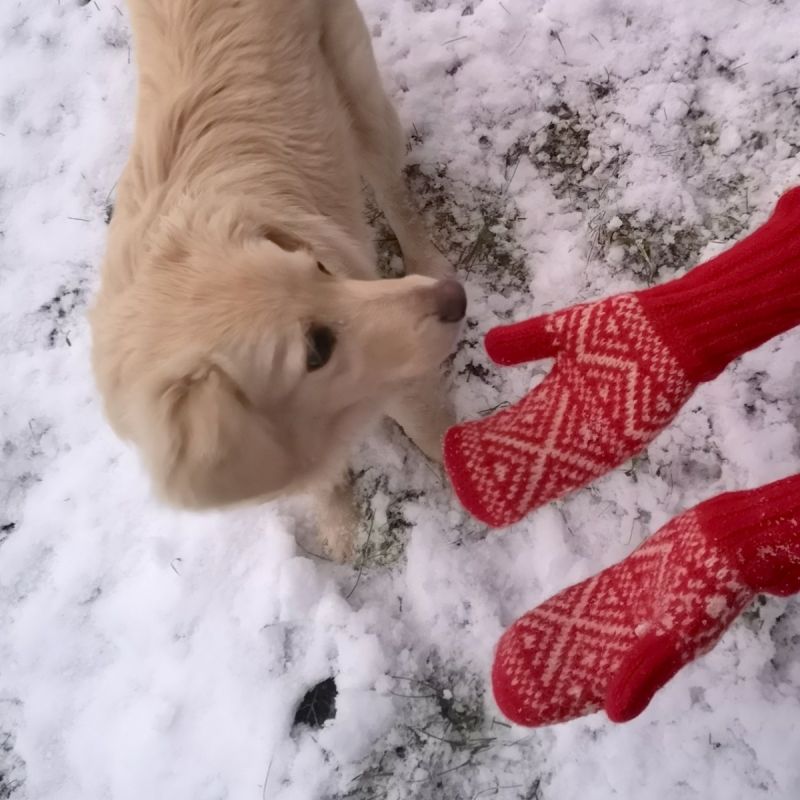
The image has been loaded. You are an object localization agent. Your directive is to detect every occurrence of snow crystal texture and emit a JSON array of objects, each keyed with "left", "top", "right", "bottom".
[{"left": 1, "top": 1, "right": 799, "bottom": 798}]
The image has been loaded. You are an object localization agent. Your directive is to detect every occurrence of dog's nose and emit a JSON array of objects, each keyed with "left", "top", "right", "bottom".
[{"left": 434, "top": 279, "right": 467, "bottom": 323}]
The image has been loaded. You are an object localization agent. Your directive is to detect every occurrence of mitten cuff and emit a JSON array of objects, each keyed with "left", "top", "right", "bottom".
[
  {"left": 639, "top": 188, "right": 800, "bottom": 383},
  {"left": 698, "top": 474, "right": 800, "bottom": 596}
]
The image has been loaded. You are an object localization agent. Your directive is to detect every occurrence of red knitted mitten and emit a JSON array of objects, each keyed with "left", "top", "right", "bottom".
[
  {"left": 445, "top": 188, "right": 800, "bottom": 527},
  {"left": 492, "top": 474, "right": 800, "bottom": 727}
]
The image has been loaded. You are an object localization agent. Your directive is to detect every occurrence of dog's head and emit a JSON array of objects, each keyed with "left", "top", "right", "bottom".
[{"left": 91, "top": 213, "right": 465, "bottom": 508}]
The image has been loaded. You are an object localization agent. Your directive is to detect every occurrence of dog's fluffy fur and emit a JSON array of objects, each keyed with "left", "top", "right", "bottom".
[{"left": 90, "top": 0, "right": 464, "bottom": 560}]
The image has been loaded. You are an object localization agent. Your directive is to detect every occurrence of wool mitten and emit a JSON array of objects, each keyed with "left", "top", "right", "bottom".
[
  {"left": 444, "top": 188, "right": 800, "bottom": 527},
  {"left": 491, "top": 474, "right": 800, "bottom": 727}
]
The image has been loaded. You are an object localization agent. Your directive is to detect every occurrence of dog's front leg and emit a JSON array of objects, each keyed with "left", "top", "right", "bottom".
[
  {"left": 312, "top": 473, "right": 359, "bottom": 563},
  {"left": 385, "top": 372, "right": 455, "bottom": 463}
]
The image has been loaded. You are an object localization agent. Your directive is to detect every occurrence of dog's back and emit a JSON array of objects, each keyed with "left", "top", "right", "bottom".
[{"left": 107, "top": 0, "right": 365, "bottom": 289}]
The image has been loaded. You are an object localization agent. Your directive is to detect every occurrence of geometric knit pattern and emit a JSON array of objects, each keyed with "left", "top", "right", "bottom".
[
  {"left": 492, "top": 511, "right": 748, "bottom": 726},
  {"left": 491, "top": 475, "right": 800, "bottom": 727},
  {"left": 445, "top": 187, "right": 800, "bottom": 528},
  {"left": 444, "top": 295, "right": 693, "bottom": 527}
]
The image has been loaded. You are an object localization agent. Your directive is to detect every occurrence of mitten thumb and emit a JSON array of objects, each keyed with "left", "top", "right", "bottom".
[
  {"left": 772, "top": 185, "right": 800, "bottom": 222},
  {"left": 485, "top": 312, "right": 558, "bottom": 366},
  {"left": 604, "top": 631, "right": 684, "bottom": 723}
]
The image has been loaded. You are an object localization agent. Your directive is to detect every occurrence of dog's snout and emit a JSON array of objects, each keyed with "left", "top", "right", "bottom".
[{"left": 434, "top": 279, "right": 467, "bottom": 323}]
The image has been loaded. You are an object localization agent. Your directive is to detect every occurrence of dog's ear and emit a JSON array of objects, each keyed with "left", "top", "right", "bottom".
[
  {"left": 145, "top": 364, "right": 295, "bottom": 507},
  {"left": 259, "top": 225, "right": 307, "bottom": 253}
]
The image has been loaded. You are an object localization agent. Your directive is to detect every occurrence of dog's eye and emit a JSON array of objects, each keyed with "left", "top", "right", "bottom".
[
  {"left": 306, "top": 325, "right": 336, "bottom": 371},
  {"left": 317, "top": 261, "right": 332, "bottom": 276}
]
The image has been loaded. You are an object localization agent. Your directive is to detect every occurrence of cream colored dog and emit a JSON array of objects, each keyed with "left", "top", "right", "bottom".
[{"left": 90, "top": 0, "right": 466, "bottom": 560}]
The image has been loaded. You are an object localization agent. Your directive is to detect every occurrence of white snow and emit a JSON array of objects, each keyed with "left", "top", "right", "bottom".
[{"left": 2, "top": 0, "right": 800, "bottom": 798}]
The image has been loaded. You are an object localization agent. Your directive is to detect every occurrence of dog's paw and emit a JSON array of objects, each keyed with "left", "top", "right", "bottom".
[
  {"left": 315, "top": 482, "right": 359, "bottom": 564},
  {"left": 410, "top": 393, "right": 456, "bottom": 464},
  {"left": 324, "top": 530, "right": 356, "bottom": 564},
  {"left": 407, "top": 416, "right": 450, "bottom": 463}
]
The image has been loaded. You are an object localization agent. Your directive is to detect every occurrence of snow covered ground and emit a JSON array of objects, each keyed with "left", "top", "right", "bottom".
[{"left": 2, "top": 0, "right": 800, "bottom": 797}]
